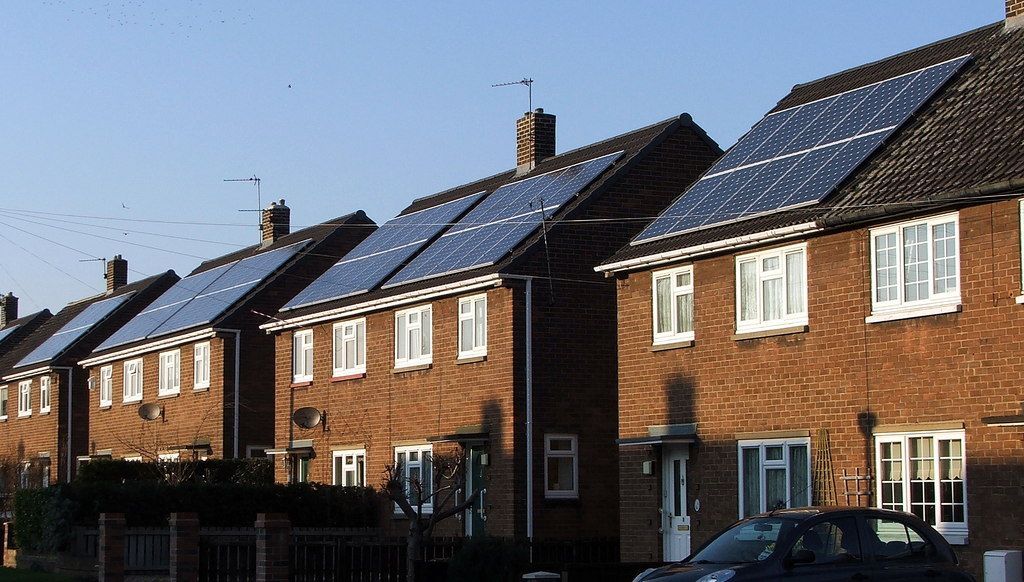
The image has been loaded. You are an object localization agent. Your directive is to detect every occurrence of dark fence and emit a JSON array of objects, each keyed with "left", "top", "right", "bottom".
[
  {"left": 125, "top": 526, "right": 170, "bottom": 573},
  {"left": 199, "top": 527, "right": 257, "bottom": 582}
]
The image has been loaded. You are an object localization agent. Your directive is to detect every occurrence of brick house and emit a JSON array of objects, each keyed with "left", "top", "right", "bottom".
[
  {"left": 77, "top": 203, "right": 375, "bottom": 463},
  {"left": 597, "top": 6, "right": 1024, "bottom": 574},
  {"left": 0, "top": 261, "right": 178, "bottom": 484},
  {"left": 260, "top": 110, "right": 721, "bottom": 541}
]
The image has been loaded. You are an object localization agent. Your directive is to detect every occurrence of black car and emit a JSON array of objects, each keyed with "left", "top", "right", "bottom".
[{"left": 634, "top": 507, "right": 975, "bottom": 581}]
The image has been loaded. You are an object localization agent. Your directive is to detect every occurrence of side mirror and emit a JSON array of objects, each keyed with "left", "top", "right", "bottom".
[{"left": 785, "top": 549, "right": 816, "bottom": 568}]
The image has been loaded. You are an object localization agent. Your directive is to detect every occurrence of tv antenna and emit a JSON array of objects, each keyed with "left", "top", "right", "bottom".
[
  {"left": 225, "top": 175, "right": 262, "bottom": 232},
  {"left": 78, "top": 257, "right": 106, "bottom": 277},
  {"left": 492, "top": 78, "right": 534, "bottom": 112}
]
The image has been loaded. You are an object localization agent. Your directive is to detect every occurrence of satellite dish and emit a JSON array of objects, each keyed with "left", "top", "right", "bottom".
[
  {"left": 138, "top": 403, "right": 162, "bottom": 421},
  {"left": 292, "top": 407, "right": 322, "bottom": 429}
]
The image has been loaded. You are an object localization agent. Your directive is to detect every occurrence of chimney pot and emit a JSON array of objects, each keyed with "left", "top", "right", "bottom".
[
  {"left": 516, "top": 109, "right": 556, "bottom": 175},
  {"left": 0, "top": 292, "right": 17, "bottom": 327},
  {"left": 261, "top": 199, "right": 291, "bottom": 245},
  {"left": 106, "top": 255, "right": 128, "bottom": 293}
]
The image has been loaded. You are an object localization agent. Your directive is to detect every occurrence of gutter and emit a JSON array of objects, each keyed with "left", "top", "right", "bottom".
[
  {"left": 78, "top": 328, "right": 217, "bottom": 367},
  {"left": 502, "top": 274, "right": 535, "bottom": 542},
  {"left": 262, "top": 274, "right": 503, "bottom": 333},
  {"left": 3, "top": 365, "right": 53, "bottom": 382},
  {"left": 51, "top": 366, "right": 73, "bottom": 482},
  {"left": 215, "top": 328, "right": 243, "bottom": 459}
]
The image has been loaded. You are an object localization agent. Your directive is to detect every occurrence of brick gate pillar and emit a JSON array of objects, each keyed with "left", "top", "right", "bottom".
[
  {"left": 255, "top": 512, "right": 291, "bottom": 582},
  {"left": 170, "top": 512, "right": 200, "bottom": 582},
  {"left": 98, "top": 512, "right": 125, "bottom": 581}
]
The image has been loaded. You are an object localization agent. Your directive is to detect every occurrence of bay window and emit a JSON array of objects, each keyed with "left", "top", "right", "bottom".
[{"left": 736, "top": 244, "right": 807, "bottom": 333}]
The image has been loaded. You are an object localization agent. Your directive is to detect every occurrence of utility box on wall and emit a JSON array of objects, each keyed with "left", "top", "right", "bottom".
[{"left": 984, "top": 550, "right": 1023, "bottom": 582}]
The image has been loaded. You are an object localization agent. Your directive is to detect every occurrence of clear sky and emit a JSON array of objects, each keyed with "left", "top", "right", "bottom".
[{"left": 0, "top": 1, "right": 1003, "bottom": 312}]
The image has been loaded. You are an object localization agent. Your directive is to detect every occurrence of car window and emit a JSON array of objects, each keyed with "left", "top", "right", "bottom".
[
  {"left": 789, "top": 517, "right": 862, "bottom": 565},
  {"left": 865, "top": 518, "right": 939, "bottom": 564},
  {"left": 689, "top": 517, "right": 797, "bottom": 563}
]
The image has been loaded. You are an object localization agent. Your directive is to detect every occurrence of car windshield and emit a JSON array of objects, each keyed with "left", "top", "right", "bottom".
[{"left": 688, "top": 518, "right": 798, "bottom": 564}]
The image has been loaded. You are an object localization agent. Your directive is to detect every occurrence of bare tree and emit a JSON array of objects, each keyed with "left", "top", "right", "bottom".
[{"left": 382, "top": 449, "right": 484, "bottom": 582}]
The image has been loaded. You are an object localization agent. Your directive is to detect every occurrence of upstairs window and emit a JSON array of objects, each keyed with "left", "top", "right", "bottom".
[
  {"left": 652, "top": 266, "right": 695, "bottom": 344},
  {"left": 158, "top": 350, "right": 180, "bottom": 396},
  {"left": 18, "top": 381, "right": 31, "bottom": 417},
  {"left": 292, "top": 330, "right": 313, "bottom": 383},
  {"left": 193, "top": 342, "right": 210, "bottom": 390},
  {"left": 123, "top": 359, "right": 143, "bottom": 403},
  {"left": 395, "top": 305, "right": 432, "bottom": 368},
  {"left": 99, "top": 366, "right": 113, "bottom": 407},
  {"left": 39, "top": 376, "right": 50, "bottom": 414},
  {"left": 870, "top": 214, "right": 959, "bottom": 317},
  {"left": 333, "top": 319, "right": 366, "bottom": 376},
  {"left": 458, "top": 295, "right": 487, "bottom": 358},
  {"left": 736, "top": 244, "right": 807, "bottom": 333},
  {"left": 0, "top": 384, "right": 8, "bottom": 419}
]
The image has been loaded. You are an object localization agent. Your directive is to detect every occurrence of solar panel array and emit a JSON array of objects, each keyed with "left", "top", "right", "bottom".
[
  {"left": 0, "top": 324, "right": 21, "bottom": 348},
  {"left": 633, "top": 55, "right": 971, "bottom": 244},
  {"left": 18, "top": 293, "right": 134, "bottom": 367},
  {"left": 385, "top": 151, "right": 623, "bottom": 287},
  {"left": 95, "top": 240, "right": 310, "bottom": 352},
  {"left": 282, "top": 192, "right": 485, "bottom": 311}
]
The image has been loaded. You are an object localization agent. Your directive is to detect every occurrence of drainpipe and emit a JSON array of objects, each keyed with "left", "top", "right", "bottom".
[
  {"left": 52, "top": 366, "right": 73, "bottom": 482},
  {"left": 503, "top": 275, "right": 535, "bottom": 542},
  {"left": 217, "top": 329, "right": 243, "bottom": 459}
]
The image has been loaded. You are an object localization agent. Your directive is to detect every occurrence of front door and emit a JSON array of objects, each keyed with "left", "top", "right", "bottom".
[
  {"left": 662, "top": 445, "right": 690, "bottom": 561},
  {"left": 465, "top": 446, "right": 486, "bottom": 537}
]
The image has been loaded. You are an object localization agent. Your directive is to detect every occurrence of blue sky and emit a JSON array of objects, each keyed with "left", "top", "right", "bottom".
[{"left": 0, "top": 2, "right": 1003, "bottom": 312}]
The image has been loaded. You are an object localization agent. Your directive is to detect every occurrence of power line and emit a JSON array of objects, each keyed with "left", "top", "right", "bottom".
[{"left": 0, "top": 230, "right": 100, "bottom": 293}]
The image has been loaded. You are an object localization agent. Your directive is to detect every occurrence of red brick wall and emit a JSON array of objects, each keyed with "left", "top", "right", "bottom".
[
  {"left": 1008, "top": 0, "right": 1024, "bottom": 19},
  {"left": 0, "top": 371, "right": 64, "bottom": 483},
  {"left": 615, "top": 200, "right": 1024, "bottom": 574}
]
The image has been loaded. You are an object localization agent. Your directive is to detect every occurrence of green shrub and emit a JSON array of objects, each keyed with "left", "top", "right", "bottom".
[
  {"left": 446, "top": 537, "right": 529, "bottom": 582},
  {"left": 13, "top": 488, "right": 72, "bottom": 553},
  {"left": 74, "top": 458, "right": 272, "bottom": 486}
]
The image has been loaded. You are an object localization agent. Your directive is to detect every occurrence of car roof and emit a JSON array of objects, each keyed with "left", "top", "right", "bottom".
[{"left": 750, "top": 506, "right": 919, "bottom": 521}]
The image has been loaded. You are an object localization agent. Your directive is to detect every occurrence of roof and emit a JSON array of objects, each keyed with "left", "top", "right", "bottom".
[
  {"left": 1, "top": 271, "right": 178, "bottom": 377},
  {"left": 280, "top": 113, "right": 716, "bottom": 321},
  {"left": 0, "top": 309, "right": 52, "bottom": 356},
  {"left": 603, "top": 22, "right": 1021, "bottom": 270}
]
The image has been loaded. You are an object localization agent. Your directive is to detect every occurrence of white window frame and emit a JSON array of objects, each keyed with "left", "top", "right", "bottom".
[
  {"left": 17, "top": 380, "right": 31, "bottom": 417},
  {"left": 394, "top": 444, "right": 433, "bottom": 513},
  {"left": 874, "top": 429, "right": 967, "bottom": 544},
  {"left": 38, "top": 376, "right": 50, "bottom": 414},
  {"left": 158, "top": 452, "right": 180, "bottom": 462},
  {"left": 737, "top": 437, "right": 812, "bottom": 518},
  {"left": 292, "top": 329, "right": 314, "bottom": 383},
  {"left": 394, "top": 305, "right": 433, "bottom": 368},
  {"left": 0, "top": 384, "right": 8, "bottom": 420},
  {"left": 735, "top": 243, "right": 808, "bottom": 334},
  {"left": 123, "top": 358, "right": 143, "bottom": 403},
  {"left": 158, "top": 349, "right": 181, "bottom": 397},
  {"left": 869, "top": 213, "right": 960, "bottom": 320},
  {"left": 99, "top": 366, "right": 113, "bottom": 407},
  {"left": 544, "top": 434, "right": 579, "bottom": 499},
  {"left": 193, "top": 342, "right": 210, "bottom": 390},
  {"left": 333, "top": 449, "right": 367, "bottom": 487},
  {"left": 332, "top": 319, "right": 366, "bottom": 376},
  {"left": 457, "top": 294, "right": 488, "bottom": 358},
  {"left": 652, "top": 265, "right": 695, "bottom": 344}
]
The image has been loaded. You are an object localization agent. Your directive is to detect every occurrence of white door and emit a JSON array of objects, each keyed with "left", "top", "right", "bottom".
[{"left": 662, "top": 445, "right": 691, "bottom": 561}]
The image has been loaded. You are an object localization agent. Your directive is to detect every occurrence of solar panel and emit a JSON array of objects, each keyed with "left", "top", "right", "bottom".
[
  {"left": 149, "top": 240, "right": 309, "bottom": 336},
  {"left": 282, "top": 192, "right": 485, "bottom": 310},
  {"left": 633, "top": 55, "right": 971, "bottom": 244},
  {"left": 18, "top": 293, "right": 133, "bottom": 366},
  {"left": 0, "top": 324, "right": 21, "bottom": 348},
  {"left": 384, "top": 151, "right": 623, "bottom": 288},
  {"left": 94, "top": 240, "right": 309, "bottom": 352}
]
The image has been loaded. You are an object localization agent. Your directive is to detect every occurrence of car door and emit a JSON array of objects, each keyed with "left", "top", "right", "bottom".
[
  {"left": 784, "top": 516, "right": 873, "bottom": 581},
  {"left": 862, "top": 516, "right": 960, "bottom": 581}
]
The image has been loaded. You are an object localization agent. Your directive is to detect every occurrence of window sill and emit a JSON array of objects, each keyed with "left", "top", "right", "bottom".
[
  {"left": 392, "top": 510, "right": 433, "bottom": 519},
  {"left": 543, "top": 494, "right": 580, "bottom": 502},
  {"left": 331, "top": 372, "right": 366, "bottom": 382},
  {"left": 1016, "top": 294, "right": 1024, "bottom": 305},
  {"left": 193, "top": 385, "right": 210, "bottom": 392},
  {"left": 733, "top": 324, "right": 808, "bottom": 341},
  {"left": 456, "top": 354, "right": 487, "bottom": 365},
  {"left": 123, "top": 400, "right": 142, "bottom": 406},
  {"left": 157, "top": 392, "right": 180, "bottom": 400},
  {"left": 392, "top": 363, "right": 432, "bottom": 374},
  {"left": 935, "top": 529, "right": 968, "bottom": 546},
  {"left": 98, "top": 405, "right": 112, "bottom": 410},
  {"left": 0, "top": 417, "right": 7, "bottom": 422},
  {"left": 18, "top": 414, "right": 31, "bottom": 419},
  {"left": 865, "top": 302, "right": 961, "bottom": 324},
  {"left": 650, "top": 339, "right": 695, "bottom": 352},
  {"left": 291, "top": 380, "right": 313, "bottom": 389},
  {"left": 39, "top": 410, "right": 50, "bottom": 415}
]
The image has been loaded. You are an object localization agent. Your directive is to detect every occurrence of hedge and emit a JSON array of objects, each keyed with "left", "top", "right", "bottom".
[{"left": 74, "top": 458, "right": 273, "bottom": 485}]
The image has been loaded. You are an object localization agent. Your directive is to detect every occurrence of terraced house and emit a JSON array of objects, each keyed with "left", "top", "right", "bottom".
[
  {"left": 598, "top": 4, "right": 1024, "bottom": 575},
  {"left": 0, "top": 260, "right": 178, "bottom": 484},
  {"left": 260, "top": 110, "right": 721, "bottom": 541},
  {"left": 77, "top": 203, "right": 375, "bottom": 463}
]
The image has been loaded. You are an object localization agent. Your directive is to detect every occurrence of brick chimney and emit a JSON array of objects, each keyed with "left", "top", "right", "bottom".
[
  {"left": 0, "top": 293, "right": 17, "bottom": 327},
  {"left": 1007, "top": 0, "right": 1024, "bottom": 29},
  {"left": 105, "top": 255, "right": 128, "bottom": 293},
  {"left": 516, "top": 108, "right": 556, "bottom": 174},
  {"left": 261, "top": 199, "right": 290, "bottom": 245}
]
